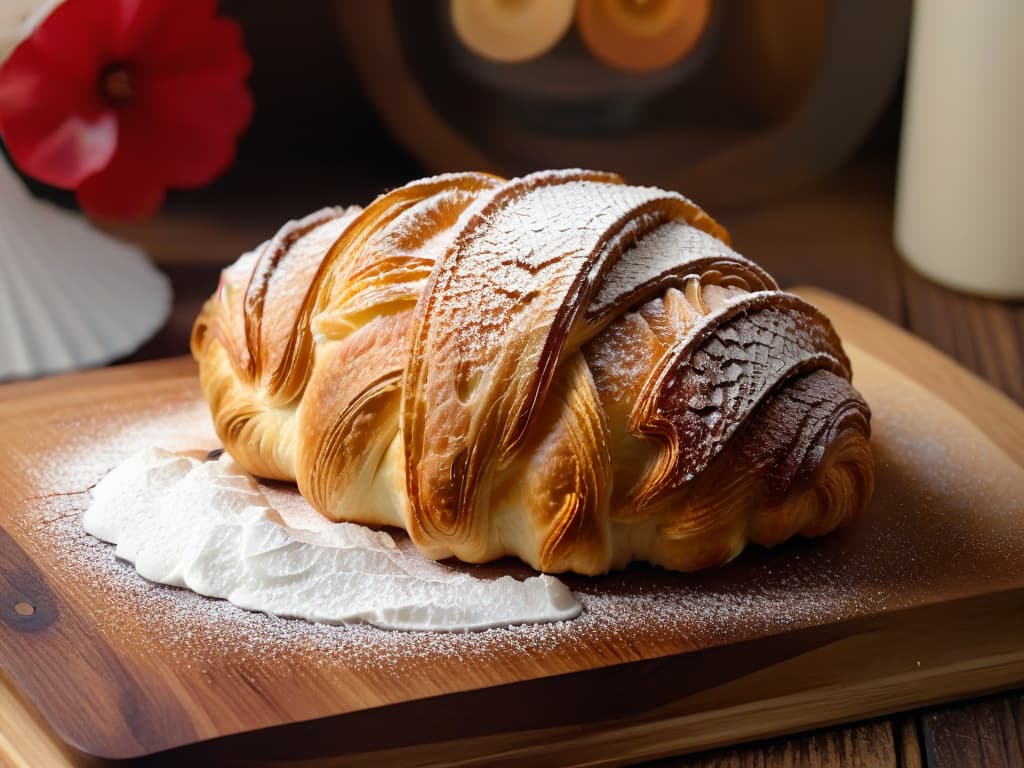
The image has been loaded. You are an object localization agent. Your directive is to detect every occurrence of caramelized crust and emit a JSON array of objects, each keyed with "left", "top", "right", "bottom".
[{"left": 192, "top": 171, "right": 874, "bottom": 574}]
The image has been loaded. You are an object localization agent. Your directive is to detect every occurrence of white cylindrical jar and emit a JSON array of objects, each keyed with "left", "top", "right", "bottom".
[{"left": 895, "top": 0, "right": 1024, "bottom": 298}]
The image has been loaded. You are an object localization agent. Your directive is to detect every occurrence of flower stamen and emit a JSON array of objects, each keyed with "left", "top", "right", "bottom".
[{"left": 100, "top": 64, "right": 134, "bottom": 106}]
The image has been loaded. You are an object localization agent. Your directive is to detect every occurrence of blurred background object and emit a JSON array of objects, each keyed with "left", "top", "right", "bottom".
[
  {"left": 0, "top": 0, "right": 193, "bottom": 382},
  {"left": 895, "top": 0, "right": 1024, "bottom": 298},
  {"left": 0, "top": 155, "right": 170, "bottom": 380},
  {"left": 4, "top": 0, "right": 1019, "bottom": 384},
  {"left": 450, "top": 0, "right": 576, "bottom": 64},
  {"left": 335, "top": 0, "right": 909, "bottom": 209},
  {"left": 0, "top": 0, "right": 251, "bottom": 380},
  {"left": 574, "top": 0, "right": 714, "bottom": 74}
]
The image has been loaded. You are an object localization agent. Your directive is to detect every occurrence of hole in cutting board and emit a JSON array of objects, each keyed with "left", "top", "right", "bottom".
[{"left": 13, "top": 602, "right": 35, "bottom": 616}]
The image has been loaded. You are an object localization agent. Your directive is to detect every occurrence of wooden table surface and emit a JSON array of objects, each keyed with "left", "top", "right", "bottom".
[{"left": 6, "top": 158, "right": 1023, "bottom": 766}]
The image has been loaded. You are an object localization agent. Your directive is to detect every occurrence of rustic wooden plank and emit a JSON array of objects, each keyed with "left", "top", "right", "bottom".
[
  {"left": 920, "top": 695, "right": 1024, "bottom": 768},
  {"left": 1, "top": 178, "right": 1019, "bottom": 768},
  {"left": 0, "top": 667, "right": 84, "bottom": 768},
  {"left": 896, "top": 716, "right": 924, "bottom": 768},
  {"left": 901, "top": 265, "right": 1024, "bottom": 407},
  {"left": 828, "top": 260, "right": 1024, "bottom": 768},
  {"left": 643, "top": 721, "right": 898, "bottom": 767},
  {"left": 898, "top": 256, "right": 1024, "bottom": 768},
  {"left": 0, "top": 357, "right": 196, "bottom": 405},
  {"left": 0, "top": 291, "right": 1022, "bottom": 766}
]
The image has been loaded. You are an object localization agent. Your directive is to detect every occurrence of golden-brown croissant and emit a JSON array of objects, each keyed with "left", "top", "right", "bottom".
[{"left": 192, "top": 170, "right": 874, "bottom": 575}]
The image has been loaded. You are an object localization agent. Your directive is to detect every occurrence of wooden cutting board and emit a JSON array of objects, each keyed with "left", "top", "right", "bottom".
[{"left": 1, "top": 288, "right": 1022, "bottom": 767}]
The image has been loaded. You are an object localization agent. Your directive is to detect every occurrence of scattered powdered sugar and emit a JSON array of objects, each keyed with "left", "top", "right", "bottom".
[
  {"left": 31, "top": 488, "right": 866, "bottom": 673},
  {"left": 82, "top": 447, "right": 579, "bottom": 632},
  {"left": 590, "top": 219, "right": 744, "bottom": 316},
  {"left": 15, "top": 351, "right": 1024, "bottom": 673}
]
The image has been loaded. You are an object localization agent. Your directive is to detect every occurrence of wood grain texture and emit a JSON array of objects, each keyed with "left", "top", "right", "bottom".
[
  {"left": 644, "top": 721, "right": 898, "bottom": 767},
  {"left": 0, "top": 357, "right": 194, "bottom": 405},
  {"left": 0, "top": 667, "right": 85, "bottom": 768},
  {"left": 0, "top": 290, "right": 1022, "bottom": 767},
  {"left": 902, "top": 265, "right": 1024, "bottom": 407},
  {"left": 921, "top": 696, "right": 1024, "bottom": 768},
  {"left": 897, "top": 716, "right": 925, "bottom": 768}
]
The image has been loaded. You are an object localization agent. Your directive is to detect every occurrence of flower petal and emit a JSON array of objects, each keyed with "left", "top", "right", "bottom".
[
  {"left": 75, "top": 111, "right": 165, "bottom": 220},
  {"left": 21, "top": 0, "right": 119, "bottom": 80},
  {"left": 21, "top": 110, "right": 118, "bottom": 186},
  {"left": 142, "top": 79, "right": 253, "bottom": 187},
  {"left": 135, "top": 16, "right": 253, "bottom": 188},
  {"left": 0, "top": 6, "right": 116, "bottom": 187},
  {"left": 1, "top": 0, "right": 252, "bottom": 211},
  {"left": 119, "top": 0, "right": 219, "bottom": 60}
]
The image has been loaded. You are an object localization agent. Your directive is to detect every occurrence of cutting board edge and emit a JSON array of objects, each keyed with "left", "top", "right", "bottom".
[
  {"left": 1, "top": 288, "right": 1022, "bottom": 763},
  {"left": 32, "top": 585, "right": 1022, "bottom": 764}
]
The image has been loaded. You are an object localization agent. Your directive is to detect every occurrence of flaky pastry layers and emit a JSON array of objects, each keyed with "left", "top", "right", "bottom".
[{"left": 192, "top": 170, "right": 874, "bottom": 575}]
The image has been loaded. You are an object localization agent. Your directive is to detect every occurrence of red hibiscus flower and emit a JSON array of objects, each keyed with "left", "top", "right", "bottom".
[{"left": 0, "top": 0, "right": 253, "bottom": 219}]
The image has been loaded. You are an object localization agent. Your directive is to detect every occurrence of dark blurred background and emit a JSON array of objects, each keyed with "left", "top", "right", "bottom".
[
  {"left": 107, "top": 0, "right": 908, "bottom": 237},
  {"left": 24, "top": 0, "right": 1024, "bottom": 403},
  {"left": 89, "top": 0, "right": 911, "bottom": 358}
]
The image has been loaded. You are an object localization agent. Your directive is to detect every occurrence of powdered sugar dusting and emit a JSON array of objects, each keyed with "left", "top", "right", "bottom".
[
  {"left": 14, "top": 347, "right": 1024, "bottom": 675},
  {"left": 426, "top": 179, "right": 674, "bottom": 362},
  {"left": 591, "top": 220, "right": 746, "bottom": 315}
]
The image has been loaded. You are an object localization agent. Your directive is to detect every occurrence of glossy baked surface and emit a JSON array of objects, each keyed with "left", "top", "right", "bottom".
[{"left": 192, "top": 172, "right": 873, "bottom": 573}]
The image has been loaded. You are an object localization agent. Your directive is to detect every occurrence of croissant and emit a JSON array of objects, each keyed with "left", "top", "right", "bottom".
[{"left": 191, "top": 170, "right": 874, "bottom": 575}]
